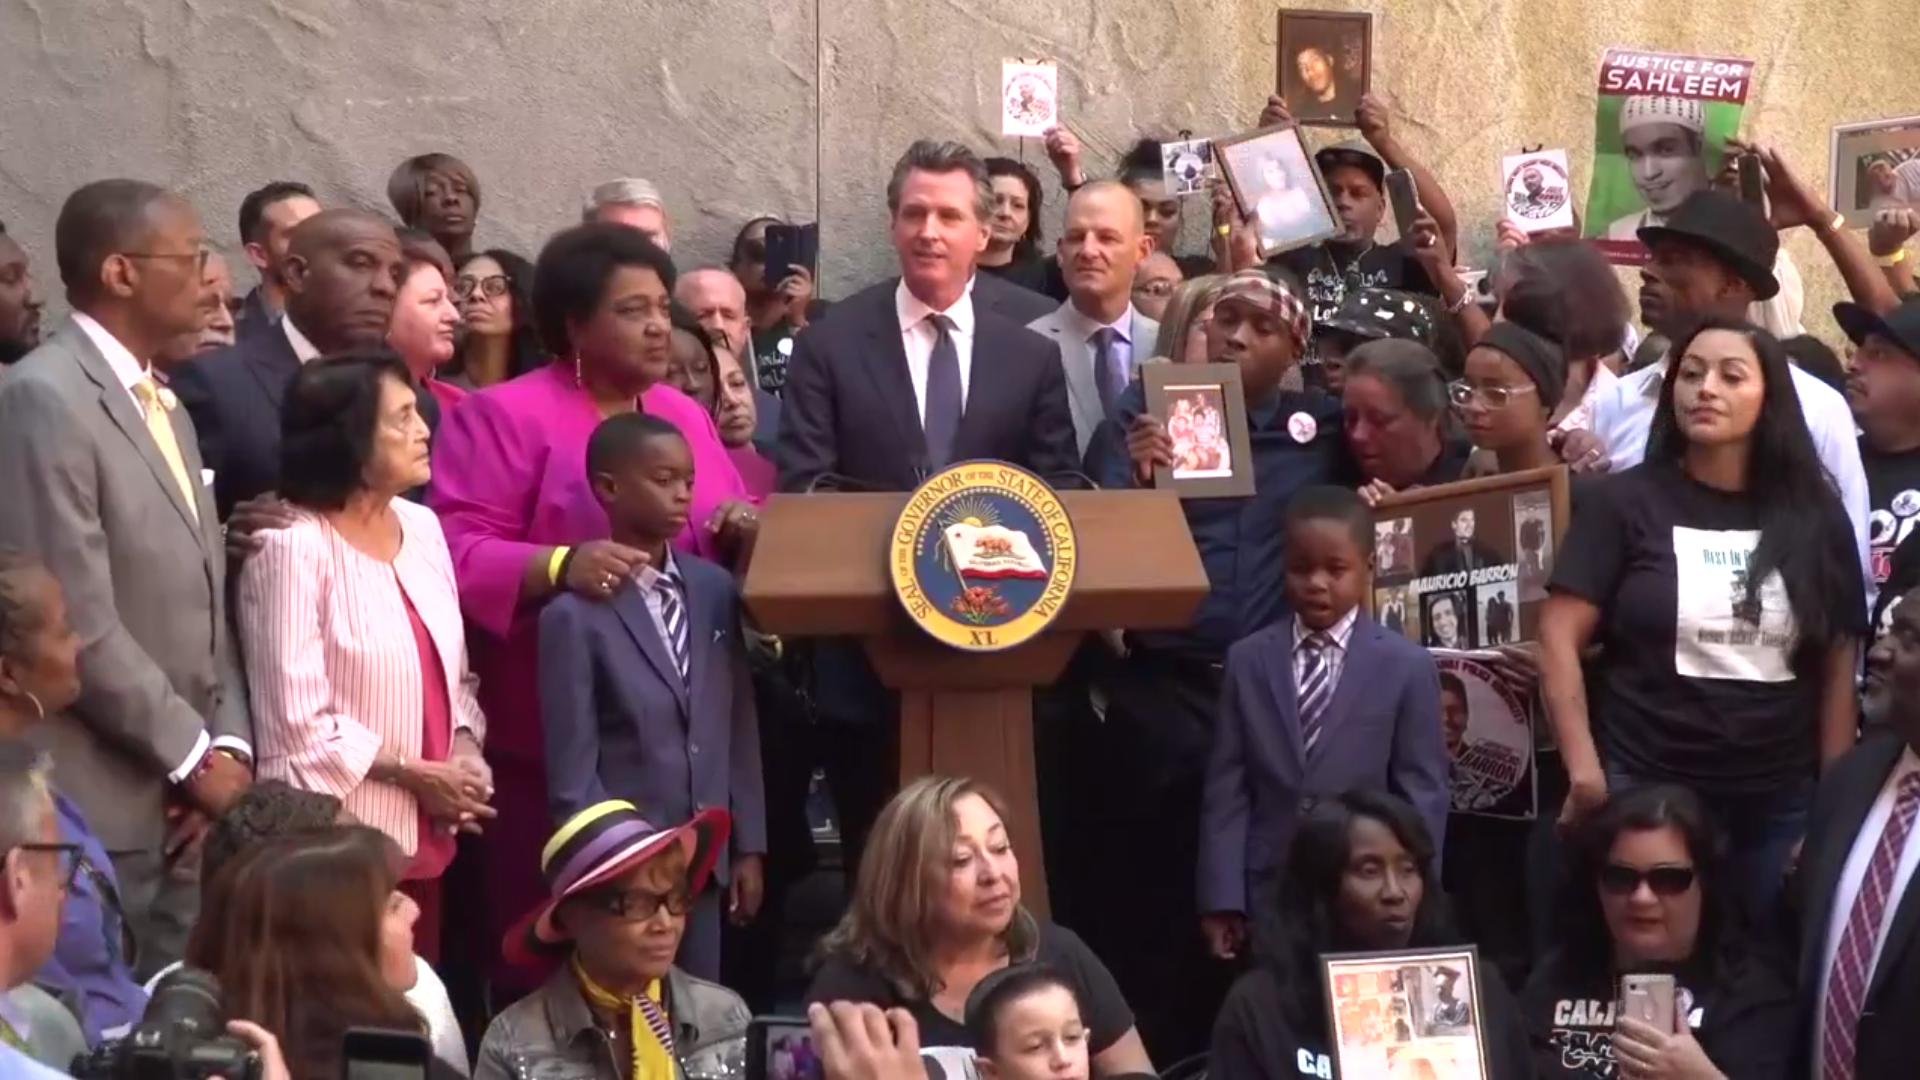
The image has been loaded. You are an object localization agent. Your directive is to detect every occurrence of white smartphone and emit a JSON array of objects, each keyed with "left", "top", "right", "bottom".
[{"left": 1619, "top": 973, "right": 1677, "bottom": 1033}]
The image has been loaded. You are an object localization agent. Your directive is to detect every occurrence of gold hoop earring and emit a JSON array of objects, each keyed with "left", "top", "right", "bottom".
[{"left": 573, "top": 355, "right": 583, "bottom": 388}]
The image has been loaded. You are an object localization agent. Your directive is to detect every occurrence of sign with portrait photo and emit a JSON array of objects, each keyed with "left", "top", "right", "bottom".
[
  {"left": 1582, "top": 47, "right": 1754, "bottom": 265},
  {"left": 1370, "top": 468, "right": 1570, "bottom": 819},
  {"left": 1275, "top": 9, "right": 1372, "bottom": 127},
  {"left": 1830, "top": 115, "right": 1920, "bottom": 228},
  {"left": 1142, "top": 363, "right": 1256, "bottom": 498},
  {"left": 1501, "top": 149, "right": 1576, "bottom": 234},
  {"left": 1000, "top": 59, "right": 1059, "bottom": 138},
  {"left": 1161, "top": 137, "right": 1215, "bottom": 198},
  {"left": 1323, "top": 947, "right": 1490, "bottom": 1080},
  {"left": 1217, "top": 122, "right": 1340, "bottom": 258}
]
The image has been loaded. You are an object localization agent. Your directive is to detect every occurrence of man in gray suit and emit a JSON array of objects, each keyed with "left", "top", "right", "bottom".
[
  {"left": 0, "top": 180, "right": 253, "bottom": 977},
  {"left": 1026, "top": 180, "right": 1160, "bottom": 455}
]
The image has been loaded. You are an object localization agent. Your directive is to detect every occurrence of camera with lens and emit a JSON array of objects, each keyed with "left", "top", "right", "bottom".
[{"left": 71, "top": 968, "right": 261, "bottom": 1080}]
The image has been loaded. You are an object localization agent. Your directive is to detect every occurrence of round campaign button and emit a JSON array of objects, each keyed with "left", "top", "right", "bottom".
[
  {"left": 1287, "top": 411, "right": 1318, "bottom": 444},
  {"left": 888, "top": 461, "right": 1079, "bottom": 653}
]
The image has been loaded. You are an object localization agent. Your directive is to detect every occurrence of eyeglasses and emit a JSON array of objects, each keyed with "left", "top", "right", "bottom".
[
  {"left": 585, "top": 884, "right": 693, "bottom": 921},
  {"left": 1597, "top": 863, "right": 1697, "bottom": 897},
  {"left": 1447, "top": 380, "right": 1539, "bottom": 409},
  {"left": 1133, "top": 279, "right": 1178, "bottom": 299},
  {"left": 455, "top": 274, "right": 510, "bottom": 301},
  {"left": 14, "top": 842, "right": 83, "bottom": 891},
  {"left": 122, "top": 248, "right": 211, "bottom": 273}
]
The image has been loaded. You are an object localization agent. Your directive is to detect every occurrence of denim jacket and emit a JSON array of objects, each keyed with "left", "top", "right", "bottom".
[{"left": 475, "top": 964, "right": 749, "bottom": 1080}]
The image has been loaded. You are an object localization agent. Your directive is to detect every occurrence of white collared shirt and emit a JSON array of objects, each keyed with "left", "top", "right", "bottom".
[
  {"left": 1589, "top": 352, "right": 1872, "bottom": 604},
  {"left": 283, "top": 317, "right": 321, "bottom": 362},
  {"left": 1815, "top": 749, "right": 1920, "bottom": 1068},
  {"left": 632, "top": 548, "right": 683, "bottom": 651},
  {"left": 895, "top": 279, "right": 976, "bottom": 420},
  {"left": 1292, "top": 606, "right": 1360, "bottom": 701},
  {"left": 1061, "top": 301, "right": 1137, "bottom": 396},
  {"left": 70, "top": 312, "right": 152, "bottom": 412}
]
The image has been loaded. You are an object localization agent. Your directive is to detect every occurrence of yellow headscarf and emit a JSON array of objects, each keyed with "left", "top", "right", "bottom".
[{"left": 573, "top": 955, "right": 676, "bottom": 1080}]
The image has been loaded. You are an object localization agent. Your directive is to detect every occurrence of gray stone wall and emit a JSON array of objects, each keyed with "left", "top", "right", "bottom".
[{"left": 3, "top": 0, "right": 1915, "bottom": 336}]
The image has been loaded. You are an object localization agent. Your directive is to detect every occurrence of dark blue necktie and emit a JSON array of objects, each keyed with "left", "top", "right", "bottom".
[
  {"left": 1091, "top": 326, "right": 1120, "bottom": 413},
  {"left": 923, "top": 313, "right": 962, "bottom": 466}
]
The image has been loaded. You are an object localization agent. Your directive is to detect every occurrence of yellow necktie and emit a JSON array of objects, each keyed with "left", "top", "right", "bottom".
[{"left": 132, "top": 378, "right": 200, "bottom": 523}]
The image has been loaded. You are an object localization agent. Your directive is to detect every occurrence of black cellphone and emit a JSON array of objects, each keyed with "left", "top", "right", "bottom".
[
  {"left": 1386, "top": 168, "right": 1420, "bottom": 237},
  {"left": 341, "top": 1027, "right": 432, "bottom": 1080},
  {"left": 762, "top": 223, "right": 820, "bottom": 284},
  {"left": 1737, "top": 153, "right": 1766, "bottom": 207},
  {"left": 747, "top": 1015, "right": 823, "bottom": 1080}
]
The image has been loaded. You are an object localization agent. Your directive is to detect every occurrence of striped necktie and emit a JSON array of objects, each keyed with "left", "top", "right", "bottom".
[
  {"left": 656, "top": 569, "right": 691, "bottom": 687},
  {"left": 1298, "top": 632, "right": 1334, "bottom": 756}
]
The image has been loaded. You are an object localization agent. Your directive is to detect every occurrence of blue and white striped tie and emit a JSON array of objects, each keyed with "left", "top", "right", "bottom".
[
  {"left": 656, "top": 571, "right": 691, "bottom": 687},
  {"left": 1298, "top": 633, "right": 1333, "bottom": 756}
]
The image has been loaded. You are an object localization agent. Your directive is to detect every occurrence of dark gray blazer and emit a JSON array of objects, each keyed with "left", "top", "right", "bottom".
[
  {"left": 1197, "top": 612, "right": 1449, "bottom": 915},
  {"left": 0, "top": 319, "right": 248, "bottom": 851},
  {"left": 537, "top": 552, "right": 766, "bottom": 882}
]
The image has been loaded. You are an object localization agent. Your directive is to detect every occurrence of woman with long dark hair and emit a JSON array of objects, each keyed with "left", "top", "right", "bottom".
[
  {"left": 451, "top": 249, "right": 545, "bottom": 389},
  {"left": 1521, "top": 784, "right": 1794, "bottom": 1080},
  {"left": 189, "top": 825, "right": 434, "bottom": 1078},
  {"left": 1539, "top": 314, "right": 1865, "bottom": 914},
  {"left": 1210, "top": 791, "right": 1531, "bottom": 1080}
]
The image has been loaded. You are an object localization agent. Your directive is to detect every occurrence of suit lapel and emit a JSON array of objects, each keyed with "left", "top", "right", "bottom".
[
  {"left": 1802, "top": 738, "right": 1906, "bottom": 992},
  {"left": 62, "top": 325, "right": 204, "bottom": 543},
  {"left": 684, "top": 567, "right": 715, "bottom": 707},
  {"left": 865, "top": 287, "right": 928, "bottom": 462},
  {"left": 611, "top": 585, "right": 690, "bottom": 714},
  {"left": 243, "top": 325, "right": 302, "bottom": 414},
  {"left": 1052, "top": 315, "right": 1104, "bottom": 449}
]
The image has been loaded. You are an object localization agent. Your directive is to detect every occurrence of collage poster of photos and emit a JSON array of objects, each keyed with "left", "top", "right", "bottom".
[
  {"left": 1324, "top": 948, "right": 1489, "bottom": 1080},
  {"left": 1373, "top": 471, "right": 1566, "bottom": 820}
]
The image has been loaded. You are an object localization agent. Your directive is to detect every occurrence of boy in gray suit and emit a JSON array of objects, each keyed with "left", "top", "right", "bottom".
[{"left": 537, "top": 413, "right": 766, "bottom": 983}]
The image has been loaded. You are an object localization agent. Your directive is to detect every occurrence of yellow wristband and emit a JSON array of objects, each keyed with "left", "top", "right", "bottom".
[
  {"left": 1879, "top": 248, "right": 1910, "bottom": 267},
  {"left": 547, "top": 546, "right": 572, "bottom": 586}
]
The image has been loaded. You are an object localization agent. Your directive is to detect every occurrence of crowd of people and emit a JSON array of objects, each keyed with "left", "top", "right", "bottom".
[{"left": 0, "top": 78, "right": 1917, "bottom": 1080}]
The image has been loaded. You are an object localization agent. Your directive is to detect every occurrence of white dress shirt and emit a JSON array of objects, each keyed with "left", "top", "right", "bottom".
[
  {"left": 284, "top": 317, "right": 321, "bottom": 362},
  {"left": 1292, "top": 606, "right": 1360, "bottom": 702},
  {"left": 1815, "top": 749, "right": 1920, "bottom": 1071},
  {"left": 1060, "top": 301, "right": 1138, "bottom": 395},
  {"left": 895, "top": 279, "right": 976, "bottom": 420},
  {"left": 634, "top": 548, "right": 682, "bottom": 647},
  {"left": 1588, "top": 353, "right": 1872, "bottom": 601},
  {"left": 69, "top": 312, "right": 254, "bottom": 779}
]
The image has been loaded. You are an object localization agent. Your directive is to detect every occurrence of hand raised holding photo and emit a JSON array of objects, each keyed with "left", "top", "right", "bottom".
[
  {"left": 1869, "top": 207, "right": 1920, "bottom": 256},
  {"left": 1125, "top": 414, "right": 1174, "bottom": 486},
  {"left": 1258, "top": 94, "right": 1294, "bottom": 129},
  {"left": 1726, "top": 138, "right": 1832, "bottom": 231}
]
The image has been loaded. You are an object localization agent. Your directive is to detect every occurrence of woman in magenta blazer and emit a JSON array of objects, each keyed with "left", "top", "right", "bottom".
[
  {"left": 427, "top": 224, "right": 757, "bottom": 994},
  {"left": 237, "top": 351, "right": 492, "bottom": 964}
]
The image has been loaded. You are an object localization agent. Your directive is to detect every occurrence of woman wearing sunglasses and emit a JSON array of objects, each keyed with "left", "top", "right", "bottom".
[{"left": 1520, "top": 784, "right": 1794, "bottom": 1080}]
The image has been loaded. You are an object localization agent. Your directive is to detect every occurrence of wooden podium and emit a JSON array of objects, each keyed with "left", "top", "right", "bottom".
[{"left": 742, "top": 488, "right": 1208, "bottom": 913}]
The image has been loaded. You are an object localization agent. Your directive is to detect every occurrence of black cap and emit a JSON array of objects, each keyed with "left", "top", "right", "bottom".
[
  {"left": 1637, "top": 190, "right": 1780, "bottom": 301},
  {"left": 1835, "top": 297, "right": 1920, "bottom": 362},
  {"left": 1315, "top": 139, "right": 1386, "bottom": 189},
  {"left": 1321, "top": 288, "right": 1435, "bottom": 344}
]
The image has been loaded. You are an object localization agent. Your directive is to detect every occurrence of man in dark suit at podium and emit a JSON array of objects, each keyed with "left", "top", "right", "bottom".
[{"left": 775, "top": 139, "right": 1079, "bottom": 867}]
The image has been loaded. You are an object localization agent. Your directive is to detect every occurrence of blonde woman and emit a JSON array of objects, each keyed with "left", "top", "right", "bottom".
[
  {"left": 1148, "top": 275, "right": 1224, "bottom": 364},
  {"left": 805, "top": 777, "right": 1152, "bottom": 1076}
]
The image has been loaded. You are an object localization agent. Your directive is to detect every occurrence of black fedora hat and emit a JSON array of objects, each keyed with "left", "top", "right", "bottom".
[
  {"left": 1637, "top": 190, "right": 1780, "bottom": 301},
  {"left": 1834, "top": 297, "right": 1920, "bottom": 362}
]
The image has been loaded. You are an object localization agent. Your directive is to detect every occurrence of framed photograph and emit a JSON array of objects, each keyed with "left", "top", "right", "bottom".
[
  {"left": 1276, "top": 9, "right": 1372, "bottom": 127},
  {"left": 1830, "top": 115, "right": 1920, "bottom": 228},
  {"left": 1161, "top": 138, "right": 1216, "bottom": 198},
  {"left": 1323, "top": 947, "right": 1489, "bottom": 1080},
  {"left": 1216, "top": 123, "right": 1340, "bottom": 257},
  {"left": 1368, "top": 467, "right": 1570, "bottom": 821},
  {"left": 1142, "top": 363, "right": 1255, "bottom": 499}
]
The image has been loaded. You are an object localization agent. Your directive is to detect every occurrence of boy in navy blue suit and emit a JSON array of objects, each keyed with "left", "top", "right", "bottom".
[
  {"left": 1196, "top": 486, "right": 1448, "bottom": 959},
  {"left": 538, "top": 412, "right": 765, "bottom": 981}
]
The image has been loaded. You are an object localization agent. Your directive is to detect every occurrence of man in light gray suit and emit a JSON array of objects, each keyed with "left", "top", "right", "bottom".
[
  {"left": 0, "top": 180, "right": 253, "bottom": 977},
  {"left": 1027, "top": 180, "right": 1160, "bottom": 456}
]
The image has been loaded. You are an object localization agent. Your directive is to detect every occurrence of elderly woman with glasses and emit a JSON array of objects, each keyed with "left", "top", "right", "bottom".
[{"left": 478, "top": 801, "right": 749, "bottom": 1080}]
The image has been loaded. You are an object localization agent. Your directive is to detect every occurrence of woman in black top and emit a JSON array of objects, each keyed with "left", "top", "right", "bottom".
[
  {"left": 1343, "top": 339, "right": 1472, "bottom": 501},
  {"left": 980, "top": 158, "right": 1052, "bottom": 295},
  {"left": 805, "top": 777, "right": 1151, "bottom": 1076},
  {"left": 1539, "top": 314, "right": 1865, "bottom": 914},
  {"left": 1521, "top": 784, "right": 1795, "bottom": 1080},
  {"left": 1211, "top": 791, "right": 1533, "bottom": 1080}
]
